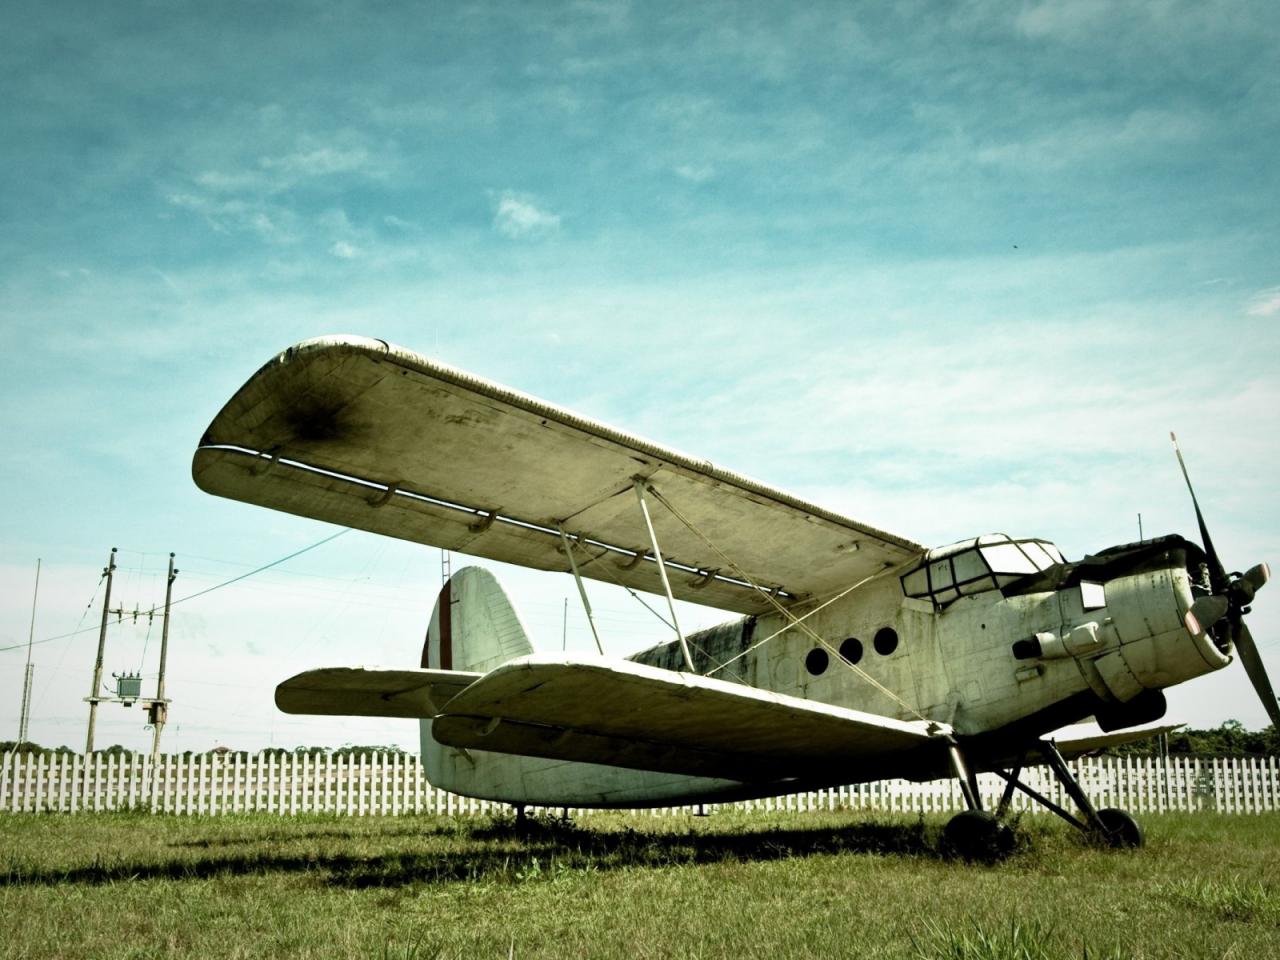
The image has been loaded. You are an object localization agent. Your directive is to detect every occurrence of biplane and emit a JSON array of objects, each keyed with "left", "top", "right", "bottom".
[{"left": 193, "top": 335, "right": 1275, "bottom": 859}]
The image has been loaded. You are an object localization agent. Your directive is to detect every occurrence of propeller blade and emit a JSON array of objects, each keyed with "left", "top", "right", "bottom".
[
  {"left": 1170, "top": 432, "right": 1229, "bottom": 594},
  {"left": 1233, "top": 620, "right": 1280, "bottom": 729},
  {"left": 1188, "top": 595, "right": 1230, "bottom": 633},
  {"left": 1244, "top": 563, "right": 1271, "bottom": 594}
]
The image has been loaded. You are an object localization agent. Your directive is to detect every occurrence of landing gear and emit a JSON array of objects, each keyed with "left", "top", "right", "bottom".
[
  {"left": 942, "top": 737, "right": 1014, "bottom": 862},
  {"left": 992, "top": 741, "right": 1145, "bottom": 850},
  {"left": 1094, "top": 807, "right": 1144, "bottom": 849},
  {"left": 942, "top": 809, "right": 1015, "bottom": 862},
  {"left": 942, "top": 738, "right": 1144, "bottom": 859}
]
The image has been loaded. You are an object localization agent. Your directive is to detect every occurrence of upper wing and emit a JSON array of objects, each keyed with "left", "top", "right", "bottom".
[
  {"left": 275, "top": 666, "right": 482, "bottom": 718},
  {"left": 431, "top": 654, "right": 944, "bottom": 782},
  {"left": 194, "top": 336, "right": 922, "bottom": 614}
]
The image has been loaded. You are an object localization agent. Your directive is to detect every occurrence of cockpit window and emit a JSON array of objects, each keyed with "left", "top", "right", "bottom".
[
  {"left": 900, "top": 534, "right": 1064, "bottom": 608},
  {"left": 980, "top": 543, "right": 1039, "bottom": 576},
  {"left": 1022, "top": 541, "right": 1062, "bottom": 568}
]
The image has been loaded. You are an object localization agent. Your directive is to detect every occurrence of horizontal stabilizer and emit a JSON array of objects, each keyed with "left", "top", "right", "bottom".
[
  {"left": 432, "top": 654, "right": 944, "bottom": 782},
  {"left": 276, "top": 666, "right": 482, "bottom": 719}
]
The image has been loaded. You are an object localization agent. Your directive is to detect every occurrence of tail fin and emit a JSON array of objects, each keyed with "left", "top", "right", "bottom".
[
  {"left": 420, "top": 566, "right": 542, "bottom": 797},
  {"left": 421, "top": 566, "right": 535, "bottom": 674},
  {"left": 418, "top": 566, "right": 731, "bottom": 806}
]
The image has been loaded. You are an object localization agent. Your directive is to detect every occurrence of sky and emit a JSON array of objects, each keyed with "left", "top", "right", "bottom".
[{"left": 2, "top": 0, "right": 1278, "bottom": 756}]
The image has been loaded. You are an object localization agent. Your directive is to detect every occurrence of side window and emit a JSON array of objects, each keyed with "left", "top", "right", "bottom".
[
  {"left": 902, "top": 568, "right": 929, "bottom": 597},
  {"left": 874, "top": 626, "right": 899, "bottom": 656},
  {"left": 929, "top": 559, "right": 954, "bottom": 590},
  {"left": 1081, "top": 581, "right": 1106, "bottom": 610},
  {"left": 952, "top": 549, "right": 987, "bottom": 585},
  {"left": 840, "top": 637, "right": 864, "bottom": 664}
]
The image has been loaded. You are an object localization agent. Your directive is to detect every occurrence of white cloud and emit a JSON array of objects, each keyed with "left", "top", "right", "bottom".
[
  {"left": 493, "top": 191, "right": 562, "bottom": 239},
  {"left": 164, "top": 191, "right": 295, "bottom": 241},
  {"left": 1247, "top": 287, "right": 1280, "bottom": 317},
  {"left": 259, "top": 145, "right": 371, "bottom": 178},
  {"left": 1015, "top": 1, "right": 1115, "bottom": 38},
  {"left": 194, "top": 169, "right": 268, "bottom": 193},
  {"left": 974, "top": 108, "right": 1205, "bottom": 171},
  {"left": 674, "top": 163, "right": 715, "bottom": 183},
  {"left": 329, "top": 240, "right": 359, "bottom": 259}
]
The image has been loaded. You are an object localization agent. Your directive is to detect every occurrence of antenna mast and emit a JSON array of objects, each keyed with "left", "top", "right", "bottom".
[{"left": 17, "top": 559, "right": 41, "bottom": 744}]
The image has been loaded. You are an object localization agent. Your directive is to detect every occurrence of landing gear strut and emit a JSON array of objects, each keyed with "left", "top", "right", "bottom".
[
  {"left": 941, "top": 738, "right": 1015, "bottom": 862},
  {"left": 941, "top": 739, "right": 1143, "bottom": 860},
  {"left": 992, "top": 741, "right": 1144, "bottom": 849}
]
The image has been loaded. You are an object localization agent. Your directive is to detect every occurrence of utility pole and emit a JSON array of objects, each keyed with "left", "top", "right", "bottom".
[
  {"left": 18, "top": 559, "right": 41, "bottom": 744},
  {"left": 148, "top": 554, "right": 177, "bottom": 762},
  {"left": 85, "top": 547, "right": 117, "bottom": 755}
]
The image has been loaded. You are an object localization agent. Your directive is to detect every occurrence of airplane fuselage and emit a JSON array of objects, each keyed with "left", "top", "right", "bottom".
[{"left": 629, "top": 533, "right": 1228, "bottom": 772}]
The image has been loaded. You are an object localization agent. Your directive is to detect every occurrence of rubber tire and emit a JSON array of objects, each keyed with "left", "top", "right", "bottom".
[
  {"left": 1094, "top": 807, "right": 1144, "bottom": 849},
  {"left": 942, "top": 810, "right": 1016, "bottom": 863}
]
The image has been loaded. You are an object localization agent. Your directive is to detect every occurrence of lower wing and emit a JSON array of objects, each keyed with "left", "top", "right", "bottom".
[{"left": 431, "top": 654, "right": 946, "bottom": 783}]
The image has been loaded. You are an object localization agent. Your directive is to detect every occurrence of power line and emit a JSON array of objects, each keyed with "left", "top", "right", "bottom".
[{"left": 0, "top": 529, "right": 351, "bottom": 654}]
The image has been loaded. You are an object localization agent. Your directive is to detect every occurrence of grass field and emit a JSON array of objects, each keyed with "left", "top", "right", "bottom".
[{"left": 3, "top": 810, "right": 1279, "bottom": 959}]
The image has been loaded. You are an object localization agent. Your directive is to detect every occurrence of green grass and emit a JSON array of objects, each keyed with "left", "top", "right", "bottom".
[{"left": 2, "top": 810, "right": 1278, "bottom": 959}]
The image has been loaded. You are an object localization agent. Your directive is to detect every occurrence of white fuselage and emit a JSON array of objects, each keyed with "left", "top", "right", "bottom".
[{"left": 421, "top": 536, "right": 1230, "bottom": 807}]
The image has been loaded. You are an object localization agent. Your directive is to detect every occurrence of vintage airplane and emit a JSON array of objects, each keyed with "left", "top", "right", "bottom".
[{"left": 192, "top": 335, "right": 1275, "bottom": 859}]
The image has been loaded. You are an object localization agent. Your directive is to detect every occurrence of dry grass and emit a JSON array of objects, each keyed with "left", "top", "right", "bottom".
[{"left": 2, "top": 810, "right": 1279, "bottom": 959}]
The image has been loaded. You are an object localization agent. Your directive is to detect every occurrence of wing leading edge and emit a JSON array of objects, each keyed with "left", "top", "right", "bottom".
[
  {"left": 193, "top": 336, "right": 923, "bottom": 615},
  {"left": 431, "top": 654, "right": 946, "bottom": 783}
]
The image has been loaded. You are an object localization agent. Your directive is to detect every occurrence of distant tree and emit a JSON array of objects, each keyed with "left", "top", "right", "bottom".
[
  {"left": 1104, "top": 722, "right": 1278, "bottom": 758},
  {"left": 0, "top": 741, "right": 44, "bottom": 755},
  {"left": 91, "top": 744, "right": 136, "bottom": 757},
  {"left": 332, "top": 744, "right": 407, "bottom": 758}
]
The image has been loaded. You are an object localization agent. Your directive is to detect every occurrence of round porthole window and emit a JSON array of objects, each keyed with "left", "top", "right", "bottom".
[
  {"left": 873, "top": 626, "right": 899, "bottom": 656},
  {"left": 805, "top": 648, "right": 829, "bottom": 676},
  {"left": 840, "top": 637, "right": 863, "bottom": 664}
]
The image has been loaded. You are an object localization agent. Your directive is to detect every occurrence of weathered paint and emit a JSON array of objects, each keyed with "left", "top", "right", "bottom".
[{"left": 208, "top": 338, "right": 1256, "bottom": 809}]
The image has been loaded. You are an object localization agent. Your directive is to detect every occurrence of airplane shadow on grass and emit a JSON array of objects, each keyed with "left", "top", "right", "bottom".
[{"left": 3, "top": 816, "right": 1000, "bottom": 888}]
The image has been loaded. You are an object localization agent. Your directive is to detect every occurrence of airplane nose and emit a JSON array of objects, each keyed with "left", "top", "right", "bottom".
[{"left": 1171, "top": 434, "right": 1278, "bottom": 726}]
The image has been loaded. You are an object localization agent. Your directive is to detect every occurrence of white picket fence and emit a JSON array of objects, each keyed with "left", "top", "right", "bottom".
[{"left": 2, "top": 751, "right": 1277, "bottom": 817}]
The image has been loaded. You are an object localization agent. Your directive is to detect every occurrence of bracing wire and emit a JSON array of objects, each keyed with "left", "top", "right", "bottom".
[
  {"left": 561, "top": 533, "right": 726, "bottom": 668},
  {"left": 644, "top": 483, "right": 929, "bottom": 723}
]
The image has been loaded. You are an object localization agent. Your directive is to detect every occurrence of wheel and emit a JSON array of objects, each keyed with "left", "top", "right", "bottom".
[
  {"left": 1094, "top": 807, "right": 1144, "bottom": 849},
  {"left": 942, "top": 810, "right": 1016, "bottom": 862}
]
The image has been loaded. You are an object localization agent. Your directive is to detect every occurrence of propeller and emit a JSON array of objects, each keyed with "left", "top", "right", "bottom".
[{"left": 1172, "top": 433, "right": 1279, "bottom": 727}]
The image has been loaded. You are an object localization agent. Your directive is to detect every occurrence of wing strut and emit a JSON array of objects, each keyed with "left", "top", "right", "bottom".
[
  {"left": 633, "top": 478, "right": 695, "bottom": 672},
  {"left": 558, "top": 526, "right": 605, "bottom": 655},
  {"left": 644, "top": 482, "right": 930, "bottom": 722}
]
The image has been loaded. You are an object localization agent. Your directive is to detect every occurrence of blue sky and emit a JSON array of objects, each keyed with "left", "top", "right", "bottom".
[{"left": 2, "top": 1, "right": 1278, "bottom": 753}]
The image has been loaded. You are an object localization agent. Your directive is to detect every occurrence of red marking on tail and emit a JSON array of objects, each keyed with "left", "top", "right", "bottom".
[
  {"left": 439, "top": 580, "right": 453, "bottom": 671},
  {"left": 420, "top": 580, "right": 454, "bottom": 669}
]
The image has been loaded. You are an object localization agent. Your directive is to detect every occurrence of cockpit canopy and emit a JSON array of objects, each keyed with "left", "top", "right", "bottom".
[{"left": 901, "top": 534, "right": 1065, "bottom": 608}]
